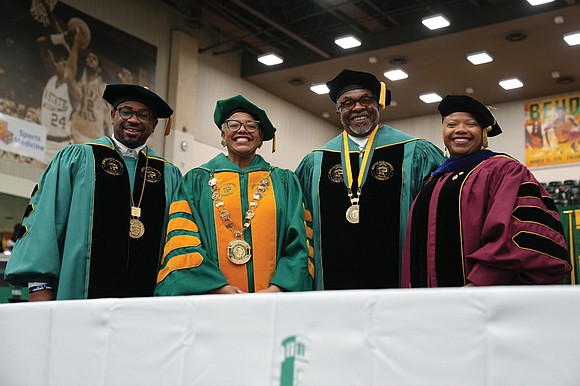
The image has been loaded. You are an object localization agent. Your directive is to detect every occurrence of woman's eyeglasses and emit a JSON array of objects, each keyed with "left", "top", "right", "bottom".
[{"left": 224, "top": 119, "right": 260, "bottom": 133}]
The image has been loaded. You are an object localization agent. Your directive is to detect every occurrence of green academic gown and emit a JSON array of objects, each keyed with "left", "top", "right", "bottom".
[
  {"left": 5, "top": 136, "right": 182, "bottom": 299},
  {"left": 295, "top": 124, "right": 445, "bottom": 290},
  {"left": 155, "top": 153, "right": 313, "bottom": 295}
]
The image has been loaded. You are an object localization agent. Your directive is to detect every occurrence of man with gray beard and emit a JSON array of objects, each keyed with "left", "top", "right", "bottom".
[{"left": 296, "top": 69, "right": 444, "bottom": 290}]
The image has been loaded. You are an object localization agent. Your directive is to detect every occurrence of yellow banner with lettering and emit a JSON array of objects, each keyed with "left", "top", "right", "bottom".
[{"left": 525, "top": 94, "right": 580, "bottom": 167}]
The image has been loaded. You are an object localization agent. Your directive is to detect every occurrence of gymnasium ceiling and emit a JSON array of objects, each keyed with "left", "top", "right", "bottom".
[{"left": 160, "top": 0, "right": 580, "bottom": 122}]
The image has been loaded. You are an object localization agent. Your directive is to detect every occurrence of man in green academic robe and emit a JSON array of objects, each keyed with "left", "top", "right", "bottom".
[
  {"left": 296, "top": 69, "right": 445, "bottom": 290},
  {"left": 5, "top": 84, "right": 182, "bottom": 300}
]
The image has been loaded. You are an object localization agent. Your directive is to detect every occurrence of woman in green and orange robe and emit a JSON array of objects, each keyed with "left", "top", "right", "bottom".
[{"left": 155, "top": 95, "right": 313, "bottom": 295}]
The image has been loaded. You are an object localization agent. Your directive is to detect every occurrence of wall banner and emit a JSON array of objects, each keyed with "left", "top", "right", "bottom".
[
  {"left": 0, "top": 113, "right": 46, "bottom": 161},
  {"left": 525, "top": 94, "right": 580, "bottom": 167},
  {"left": 0, "top": 0, "right": 157, "bottom": 166}
]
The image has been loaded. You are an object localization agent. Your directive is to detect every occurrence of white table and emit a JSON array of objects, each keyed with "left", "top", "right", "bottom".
[{"left": 1, "top": 286, "right": 578, "bottom": 386}]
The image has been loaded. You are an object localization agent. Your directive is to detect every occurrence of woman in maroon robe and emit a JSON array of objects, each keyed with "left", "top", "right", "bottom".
[{"left": 402, "top": 95, "right": 571, "bottom": 287}]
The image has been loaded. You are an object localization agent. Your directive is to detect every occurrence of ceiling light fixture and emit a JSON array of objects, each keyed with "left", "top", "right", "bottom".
[
  {"left": 526, "top": 0, "right": 555, "bottom": 5},
  {"left": 334, "top": 35, "right": 361, "bottom": 49},
  {"left": 384, "top": 69, "right": 408, "bottom": 81},
  {"left": 288, "top": 77, "right": 305, "bottom": 86},
  {"left": 505, "top": 31, "right": 528, "bottom": 42},
  {"left": 466, "top": 51, "right": 493, "bottom": 65},
  {"left": 257, "top": 53, "right": 283, "bottom": 66},
  {"left": 556, "top": 76, "right": 575, "bottom": 85},
  {"left": 419, "top": 93, "right": 442, "bottom": 104},
  {"left": 388, "top": 56, "right": 408, "bottom": 65},
  {"left": 310, "top": 84, "right": 330, "bottom": 95},
  {"left": 499, "top": 78, "right": 524, "bottom": 90},
  {"left": 421, "top": 14, "right": 450, "bottom": 30},
  {"left": 563, "top": 31, "right": 580, "bottom": 46}
]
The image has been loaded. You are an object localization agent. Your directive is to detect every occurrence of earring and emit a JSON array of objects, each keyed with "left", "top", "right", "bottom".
[
  {"left": 444, "top": 147, "right": 449, "bottom": 157},
  {"left": 221, "top": 140, "right": 226, "bottom": 147}
]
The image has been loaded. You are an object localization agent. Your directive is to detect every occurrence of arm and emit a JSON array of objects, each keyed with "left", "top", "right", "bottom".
[
  {"left": 36, "top": 35, "right": 60, "bottom": 75},
  {"left": 4, "top": 146, "right": 81, "bottom": 296},
  {"left": 28, "top": 290, "right": 55, "bottom": 301},
  {"left": 295, "top": 154, "right": 321, "bottom": 289},
  {"left": 155, "top": 171, "right": 229, "bottom": 296},
  {"left": 63, "top": 32, "right": 83, "bottom": 106},
  {"left": 465, "top": 159, "right": 571, "bottom": 285}
]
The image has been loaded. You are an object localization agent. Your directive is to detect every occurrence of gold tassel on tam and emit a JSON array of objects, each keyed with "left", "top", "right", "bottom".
[
  {"left": 164, "top": 116, "right": 173, "bottom": 136},
  {"left": 379, "top": 82, "right": 387, "bottom": 110},
  {"left": 271, "top": 134, "right": 276, "bottom": 153},
  {"left": 482, "top": 126, "right": 491, "bottom": 148}
]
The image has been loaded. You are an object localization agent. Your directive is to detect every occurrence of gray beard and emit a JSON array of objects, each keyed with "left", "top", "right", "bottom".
[{"left": 347, "top": 122, "right": 374, "bottom": 136}]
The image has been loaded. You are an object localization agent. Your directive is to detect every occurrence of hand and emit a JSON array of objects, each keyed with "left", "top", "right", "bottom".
[
  {"left": 256, "top": 285, "right": 283, "bottom": 293},
  {"left": 28, "top": 289, "right": 54, "bottom": 301},
  {"left": 209, "top": 285, "right": 244, "bottom": 294},
  {"left": 463, "top": 282, "right": 475, "bottom": 288}
]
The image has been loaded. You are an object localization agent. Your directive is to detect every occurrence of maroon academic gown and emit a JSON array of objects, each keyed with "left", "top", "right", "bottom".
[{"left": 402, "top": 151, "right": 571, "bottom": 287}]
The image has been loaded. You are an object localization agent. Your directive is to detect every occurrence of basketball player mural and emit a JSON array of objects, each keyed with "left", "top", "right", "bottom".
[
  {"left": 32, "top": 0, "right": 108, "bottom": 148},
  {"left": 63, "top": 18, "right": 110, "bottom": 144}
]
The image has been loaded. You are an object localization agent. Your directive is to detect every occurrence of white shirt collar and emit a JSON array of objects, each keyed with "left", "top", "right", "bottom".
[
  {"left": 348, "top": 133, "right": 370, "bottom": 151},
  {"left": 111, "top": 135, "right": 146, "bottom": 158}
]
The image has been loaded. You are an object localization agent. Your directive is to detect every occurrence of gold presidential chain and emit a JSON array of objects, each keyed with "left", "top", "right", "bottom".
[{"left": 208, "top": 174, "right": 270, "bottom": 264}]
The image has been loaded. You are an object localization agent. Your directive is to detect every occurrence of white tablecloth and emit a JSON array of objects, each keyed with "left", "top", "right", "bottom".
[{"left": 0, "top": 286, "right": 578, "bottom": 386}]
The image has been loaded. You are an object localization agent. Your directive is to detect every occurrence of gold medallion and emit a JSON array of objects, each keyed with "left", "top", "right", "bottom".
[
  {"left": 227, "top": 239, "right": 252, "bottom": 264},
  {"left": 346, "top": 204, "right": 360, "bottom": 224},
  {"left": 129, "top": 218, "right": 145, "bottom": 239}
]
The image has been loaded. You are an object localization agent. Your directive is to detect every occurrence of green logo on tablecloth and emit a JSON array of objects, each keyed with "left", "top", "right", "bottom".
[{"left": 279, "top": 335, "right": 310, "bottom": 386}]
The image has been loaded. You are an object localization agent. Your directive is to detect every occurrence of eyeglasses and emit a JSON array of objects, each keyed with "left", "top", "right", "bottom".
[
  {"left": 224, "top": 119, "right": 260, "bottom": 133},
  {"left": 338, "top": 95, "right": 376, "bottom": 111},
  {"left": 116, "top": 107, "right": 153, "bottom": 123}
]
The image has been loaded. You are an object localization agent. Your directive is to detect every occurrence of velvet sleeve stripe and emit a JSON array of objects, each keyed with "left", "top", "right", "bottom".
[
  {"left": 308, "top": 259, "right": 315, "bottom": 279},
  {"left": 157, "top": 252, "right": 204, "bottom": 284},
  {"left": 23, "top": 204, "right": 34, "bottom": 221},
  {"left": 16, "top": 225, "right": 28, "bottom": 241},
  {"left": 169, "top": 200, "right": 192, "bottom": 215},
  {"left": 307, "top": 239, "right": 315, "bottom": 278},
  {"left": 517, "top": 182, "right": 559, "bottom": 213},
  {"left": 512, "top": 231, "right": 569, "bottom": 262},
  {"left": 304, "top": 208, "right": 312, "bottom": 222},
  {"left": 512, "top": 206, "right": 566, "bottom": 236},
  {"left": 303, "top": 208, "right": 314, "bottom": 257},
  {"left": 517, "top": 182, "right": 542, "bottom": 199},
  {"left": 305, "top": 225, "right": 314, "bottom": 239},
  {"left": 162, "top": 234, "right": 202, "bottom": 261},
  {"left": 31, "top": 183, "right": 39, "bottom": 198},
  {"left": 167, "top": 217, "right": 198, "bottom": 233},
  {"left": 542, "top": 197, "right": 559, "bottom": 213}
]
